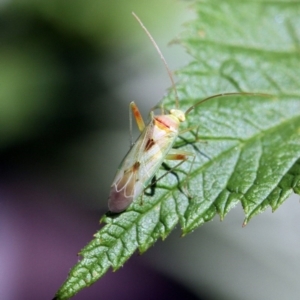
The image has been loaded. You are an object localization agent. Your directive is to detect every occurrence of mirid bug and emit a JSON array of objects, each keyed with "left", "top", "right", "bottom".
[{"left": 107, "top": 12, "right": 267, "bottom": 213}]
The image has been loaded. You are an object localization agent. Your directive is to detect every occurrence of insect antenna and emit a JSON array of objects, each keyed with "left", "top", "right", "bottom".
[
  {"left": 185, "top": 92, "right": 273, "bottom": 115},
  {"left": 132, "top": 12, "right": 180, "bottom": 109}
]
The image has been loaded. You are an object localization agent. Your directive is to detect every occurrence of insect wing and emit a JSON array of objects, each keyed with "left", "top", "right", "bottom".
[{"left": 108, "top": 117, "right": 178, "bottom": 212}]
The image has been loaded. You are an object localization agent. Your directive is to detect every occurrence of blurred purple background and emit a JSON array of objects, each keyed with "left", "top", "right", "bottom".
[{"left": 0, "top": 173, "right": 202, "bottom": 299}]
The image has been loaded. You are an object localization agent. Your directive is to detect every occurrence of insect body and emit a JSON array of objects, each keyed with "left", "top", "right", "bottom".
[
  {"left": 107, "top": 13, "right": 268, "bottom": 213},
  {"left": 108, "top": 102, "right": 190, "bottom": 213},
  {"left": 108, "top": 13, "right": 194, "bottom": 213}
]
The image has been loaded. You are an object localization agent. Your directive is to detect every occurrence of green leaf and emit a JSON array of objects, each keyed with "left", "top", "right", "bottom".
[{"left": 54, "top": 0, "right": 300, "bottom": 299}]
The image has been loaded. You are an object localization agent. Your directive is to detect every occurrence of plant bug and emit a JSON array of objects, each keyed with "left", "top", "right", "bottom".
[{"left": 108, "top": 12, "right": 268, "bottom": 213}]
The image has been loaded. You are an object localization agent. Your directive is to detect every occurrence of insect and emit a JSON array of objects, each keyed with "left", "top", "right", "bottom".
[{"left": 108, "top": 12, "right": 266, "bottom": 213}]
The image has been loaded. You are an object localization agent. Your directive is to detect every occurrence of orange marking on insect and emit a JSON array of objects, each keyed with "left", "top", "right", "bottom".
[
  {"left": 145, "top": 138, "right": 155, "bottom": 151},
  {"left": 130, "top": 102, "right": 145, "bottom": 132},
  {"left": 132, "top": 161, "right": 140, "bottom": 172},
  {"left": 154, "top": 118, "right": 170, "bottom": 130},
  {"left": 173, "top": 154, "right": 186, "bottom": 160}
]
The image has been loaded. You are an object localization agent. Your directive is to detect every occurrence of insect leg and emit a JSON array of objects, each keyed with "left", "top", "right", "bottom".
[
  {"left": 139, "top": 176, "right": 157, "bottom": 207},
  {"left": 144, "top": 175, "right": 156, "bottom": 196},
  {"left": 167, "top": 150, "right": 196, "bottom": 198},
  {"left": 129, "top": 101, "right": 146, "bottom": 146},
  {"left": 130, "top": 102, "right": 145, "bottom": 132},
  {"left": 150, "top": 151, "right": 194, "bottom": 195},
  {"left": 165, "top": 149, "right": 193, "bottom": 161},
  {"left": 144, "top": 149, "right": 193, "bottom": 198},
  {"left": 142, "top": 160, "right": 186, "bottom": 197},
  {"left": 161, "top": 162, "right": 185, "bottom": 195},
  {"left": 175, "top": 126, "right": 211, "bottom": 160}
]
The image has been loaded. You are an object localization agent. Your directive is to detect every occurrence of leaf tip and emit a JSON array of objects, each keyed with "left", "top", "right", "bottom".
[
  {"left": 242, "top": 219, "right": 248, "bottom": 227},
  {"left": 181, "top": 229, "right": 190, "bottom": 237}
]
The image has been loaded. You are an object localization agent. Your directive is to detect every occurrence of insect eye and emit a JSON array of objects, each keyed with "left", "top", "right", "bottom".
[{"left": 170, "top": 109, "right": 186, "bottom": 122}]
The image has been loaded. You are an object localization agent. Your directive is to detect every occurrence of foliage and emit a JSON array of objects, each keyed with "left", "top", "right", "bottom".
[{"left": 54, "top": 0, "right": 300, "bottom": 299}]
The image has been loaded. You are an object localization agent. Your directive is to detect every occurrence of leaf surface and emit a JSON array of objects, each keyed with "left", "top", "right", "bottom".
[{"left": 54, "top": 1, "right": 300, "bottom": 299}]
